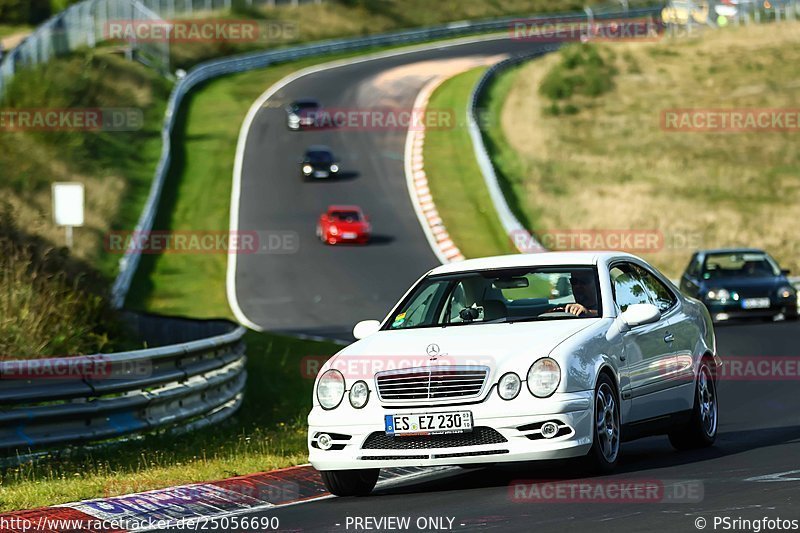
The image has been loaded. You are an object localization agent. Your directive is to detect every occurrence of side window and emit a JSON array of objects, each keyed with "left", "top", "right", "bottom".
[
  {"left": 609, "top": 263, "right": 651, "bottom": 312},
  {"left": 634, "top": 265, "right": 678, "bottom": 313}
]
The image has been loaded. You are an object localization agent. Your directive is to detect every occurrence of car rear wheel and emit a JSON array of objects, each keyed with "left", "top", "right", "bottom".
[
  {"left": 668, "top": 360, "right": 718, "bottom": 450},
  {"left": 321, "top": 469, "right": 379, "bottom": 497},
  {"left": 585, "top": 373, "right": 620, "bottom": 473}
]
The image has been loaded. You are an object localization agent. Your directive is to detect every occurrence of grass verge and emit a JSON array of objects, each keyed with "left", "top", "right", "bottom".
[
  {"left": 422, "top": 68, "right": 517, "bottom": 258},
  {"left": 0, "top": 331, "right": 338, "bottom": 512},
  {"left": 487, "top": 22, "right": 800, "bottom": 277}
]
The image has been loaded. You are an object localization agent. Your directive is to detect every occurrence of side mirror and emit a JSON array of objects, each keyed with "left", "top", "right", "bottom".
[
  {"left": 620, "top": 303, "right": 661, "bottom": 330},
  {"left": 781, "top": 269, "right": 791, "bottom": 276},
  {"left": 353, "top": 320, "right": 381, "bottom": 340}
]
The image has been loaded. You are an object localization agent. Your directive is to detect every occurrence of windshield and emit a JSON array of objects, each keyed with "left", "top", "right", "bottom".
[
  {"left": 386, "top": 267, "right": 602, "bottom": 330},
  {"left": 702, "top": 252, "right": 780, "bottom": 279},
  {"left": 307, "top": 151, "right": 333, "bottom": 162},
  {"left": 330, "top": 210, "right": 361, "bottom": 222}
]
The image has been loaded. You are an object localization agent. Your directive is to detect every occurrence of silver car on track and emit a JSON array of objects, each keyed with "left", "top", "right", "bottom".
[{"left": 309, "top": 252, "right": 722, "bottom": 496}]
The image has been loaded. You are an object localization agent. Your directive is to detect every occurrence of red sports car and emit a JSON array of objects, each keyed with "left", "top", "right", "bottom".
[{"left": 316, "top": 205, "right": 371, "bottom": 245}]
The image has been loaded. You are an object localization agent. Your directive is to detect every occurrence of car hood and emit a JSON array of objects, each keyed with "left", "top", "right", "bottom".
[
  {"left": 700, "top": 276, "right": 788, "bottom": 292},
  {"left": 329, "top": 320, "right": 599, "bottom": 376}
]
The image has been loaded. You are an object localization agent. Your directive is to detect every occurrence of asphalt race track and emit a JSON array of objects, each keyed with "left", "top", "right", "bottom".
[
  {"left": 231, "top": 35, "right": 800, "bottom": 532},
  {"left": 218, "top": 320, "right": 800, "bottom": 531},
  {"left": 234, "top": 37, "right": 550, "bottom": 340}
]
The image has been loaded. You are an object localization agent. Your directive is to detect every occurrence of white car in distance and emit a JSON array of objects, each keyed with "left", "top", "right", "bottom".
[{"left": 308, "top": 252, "right": 720, "bottom": 496}]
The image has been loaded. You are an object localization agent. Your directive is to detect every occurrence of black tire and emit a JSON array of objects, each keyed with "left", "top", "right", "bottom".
[
  {"left": 321, "top": 469, "right": 379, "bottom": 496},
  {"left": 668, "top": 360, "right": 718, "bottom": 450},
  {"left": 584, "top": 373, "right": 621, "bottom": 473}
]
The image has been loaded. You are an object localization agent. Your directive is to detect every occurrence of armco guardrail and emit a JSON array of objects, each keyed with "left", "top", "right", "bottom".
[
  {"left": 110, "top": 6, "right": 662, "bottom": 307},
  {"left": 0, "top": 319, "right": 246, "bottom": 451}
]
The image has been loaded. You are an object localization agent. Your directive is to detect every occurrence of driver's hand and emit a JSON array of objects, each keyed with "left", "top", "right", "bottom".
[{"left": 564, "top": 303, "right": 588, "bottom": 316}]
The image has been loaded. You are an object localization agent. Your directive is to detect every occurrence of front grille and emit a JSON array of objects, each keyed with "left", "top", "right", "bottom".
[
  {"left": 376, "top": 366, "right": 489, "bottom": 401},
  {"left": 362, "top": 427, "right": 507, "bottom": 450},
  {"left": 432, "top": 449, "right": 509, "bottom": 459},
  {"left": 360, "top": 455, "right": 428, "bottom": 461},
  {"left": 360, "top": 450, "right": 508, "bottom": 461}
]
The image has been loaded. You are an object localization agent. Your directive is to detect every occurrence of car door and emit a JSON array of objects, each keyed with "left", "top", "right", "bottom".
[{"left": 610, "top": 262, "right": 678, "bottom": 422}]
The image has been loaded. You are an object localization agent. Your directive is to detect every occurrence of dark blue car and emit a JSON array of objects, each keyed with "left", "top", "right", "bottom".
[{"left": 680, "top": 248, "right": 798, "bottom": 323}]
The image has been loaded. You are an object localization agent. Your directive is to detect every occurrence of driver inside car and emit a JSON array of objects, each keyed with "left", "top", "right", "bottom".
[{"left": 563, "top": 272, "right": 600, "bottom": 317}]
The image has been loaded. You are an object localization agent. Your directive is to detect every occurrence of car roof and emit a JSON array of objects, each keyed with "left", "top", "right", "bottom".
[
  {"left": 429, "top": 251, "right": 641, "bottom": 275},
  {"left": 328, "top": 205, "right": 362, "bottom": 212},
  {"left": 292, "top": 99, "right": 319, "bottom": 106},
  {"left": 698, "top": 247, "right": 767, "bottom": 256}
]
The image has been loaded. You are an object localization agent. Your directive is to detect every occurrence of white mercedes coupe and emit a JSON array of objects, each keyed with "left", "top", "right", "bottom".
[{"left": 308, "top": 252, "right": 721, "bottom": 496}]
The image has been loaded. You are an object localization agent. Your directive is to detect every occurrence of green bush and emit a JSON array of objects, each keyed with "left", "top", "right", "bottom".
[
  {"left": 0, "top": 0, "right": 50, "bottom": 24},
  {"left": 539, "top": 43, "right": 617, "bottom": 107},
  {"left": 0, "top": 206, "right": 123, "bottom": 358}
]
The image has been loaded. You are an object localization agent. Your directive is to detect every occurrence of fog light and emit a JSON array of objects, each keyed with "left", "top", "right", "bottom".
[
  {"left": 317, "top": 433, "right": 333, "bottom": 450},
  {"left": 540, "top": 422, "right": 559, "bottom": 439}
]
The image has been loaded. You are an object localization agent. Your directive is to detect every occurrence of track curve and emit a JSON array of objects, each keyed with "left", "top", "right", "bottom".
[{"left": 232, "top": 37, "right": 549, "bottom": 340}]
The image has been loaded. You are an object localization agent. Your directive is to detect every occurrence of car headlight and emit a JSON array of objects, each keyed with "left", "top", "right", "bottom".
[
  {"left": 302, "top": 165, "right": 313, "bottom": 174},
  {"left": 498, "top": 372, "right": 521, "bottom": 400},
  {"left": 777, "top": 286, "right": 795, "bottom": 299},
  {"left": 289, "top": 114, "right": 299, "bottom": 122},
  {"left": 527, "top": 358, "right": 561, "bottom": 398},
  {"left": 317, "top": 369, "right": 345, "bottom": 410},
  {"left": 330, "top": 164, "right": 339, "bottom": 173},
  {"left": 329, "top": 226, "right": 339, "bottom": 235},
  {"left": 349, "top": 380, "right": 369, "bottom": 408},
  {"left": 706, "top": 288, "right": 731, "bottom": 301}
]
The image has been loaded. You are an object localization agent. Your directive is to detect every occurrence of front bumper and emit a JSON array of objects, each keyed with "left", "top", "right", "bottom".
[
  {"left": 326, "top": 233, "right": 369, "bottom": 245},
  {"left": 308, "top": 390, "right": 593, "bottom": 471}
]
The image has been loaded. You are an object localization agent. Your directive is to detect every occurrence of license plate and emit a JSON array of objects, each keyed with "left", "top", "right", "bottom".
[
  {"left": 385, "top": 411, "right": 473, "bottom": 436},
  {"left": 313, "top": 171, "right": 328, "bottom": 178},
  {"left": 342, "top": 232, "right": 357, "bottom": 239},
  {"left": 742, "top": 298, "right": 770, "bottom": 309}
]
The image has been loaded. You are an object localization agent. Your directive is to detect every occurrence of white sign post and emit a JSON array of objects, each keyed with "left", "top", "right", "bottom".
[{"left": 52, "top": 182, "right": 85, "bottom": 249}]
